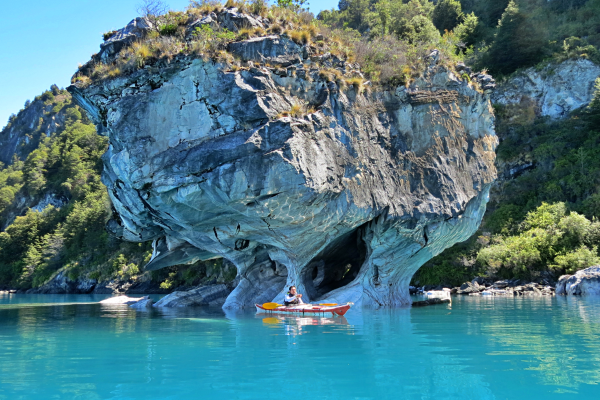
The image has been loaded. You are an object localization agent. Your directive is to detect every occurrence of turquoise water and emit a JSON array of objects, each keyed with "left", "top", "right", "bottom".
[{"left": 1, "top": 294, "right": 599, "bottom": 399}]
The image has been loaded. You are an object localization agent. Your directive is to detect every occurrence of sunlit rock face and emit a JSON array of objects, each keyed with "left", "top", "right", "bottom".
[
  {"left": 493, "top": 58, "right": 600, "bottom": 119},
  {"left": 69, "top": 42, "right": 497, "bottom": 308}
]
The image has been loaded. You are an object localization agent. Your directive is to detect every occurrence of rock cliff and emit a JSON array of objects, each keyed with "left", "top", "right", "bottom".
[
  {"left": 493, "top": 58, "right": 600, "bottom": 119},
  {"left": 0, "top": 89, "right": 69, "bottom": 166},
  {"left": 69, "top": 17, "right": 497, "bottom": 308}
]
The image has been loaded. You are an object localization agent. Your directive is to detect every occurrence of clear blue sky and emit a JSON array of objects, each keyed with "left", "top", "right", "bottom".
[{"left": 0, "top": 0, "right": 338, "bottom": 128}]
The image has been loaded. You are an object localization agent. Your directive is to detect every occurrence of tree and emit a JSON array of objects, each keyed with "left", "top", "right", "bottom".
[
  {"left": 485, "top": 1, "right": 546, "bottom": 75},
  {"left": 375, "top": 0, "right": 392, "bottom": 36},
  {"left": 402, "top": 15, "right": 440, "bottom": 45},
  {"left": 137, "top": 0, "right": 169, "bottom": 31},
  {"left": 589, "top": 78, "right": 600, "bottom": 123},
  {"left": 475, "top": 0, "right": 510, "bottom": 27},
  {"left": 432, "top": 0, "right": 462, "bottom": 33},
  {"left": 50, "top": 84, "right": 60, "bottom": 95},
  {"left": 276, "top": 0, "right": 308, "bottom": 10},
  {"left": 453, "top": 12, "right": 481, "bottom": 48}
]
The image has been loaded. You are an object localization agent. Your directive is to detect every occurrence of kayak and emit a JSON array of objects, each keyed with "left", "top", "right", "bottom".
[{"left": 255, "top": 303, "right": 352, "bottom": 316}]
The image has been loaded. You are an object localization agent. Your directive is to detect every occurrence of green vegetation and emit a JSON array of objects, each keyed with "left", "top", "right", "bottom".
[
  {"left": 81, "top": 0, "right": 600, "bottom": 89},
  {"left": 0, "top": 89, "right": 147, "bottom": 289},
  {"left": 414, "top": 78, "right": 600, "bottom": 286},
  {"left": 73, "top": 0, "right": 467, "bottom": 90},
  {"left": 0, "top": 89, "right": 229, "bottom": 291},
  {"left": 432, "top": 0, "right": 463, "bottom": 33},
  {"left": 319, "top": 0, "right": 600, "bottom": 76}
]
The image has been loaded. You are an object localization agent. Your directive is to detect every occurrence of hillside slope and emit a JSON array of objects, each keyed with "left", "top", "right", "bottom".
[{"left": 0, "top": 89, "right": 233, "bottom": 293}]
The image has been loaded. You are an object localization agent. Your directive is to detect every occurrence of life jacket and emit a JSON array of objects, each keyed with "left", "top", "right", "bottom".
[{"left": 284, "top": 292, "right": 300, "bottom": 306}]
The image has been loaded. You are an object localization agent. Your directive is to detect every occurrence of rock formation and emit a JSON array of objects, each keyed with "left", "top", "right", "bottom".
[
  {"left": 69, "top": 12, "right": 497, "bottom": 308},
  {"left": 493, "top": 58, "right": 600, "bottom": 119},
  {"left": 154, "top": 284, "right": 232, "bottom": 307},
  {"left": 556, "top": 266, "right": 600, "bottom": 296},
  {"left": 99, "top": 295, "right": 148, "bottom": 304},
  {"left": 129, "top": 296, "right": 154, "bottom": 309}
]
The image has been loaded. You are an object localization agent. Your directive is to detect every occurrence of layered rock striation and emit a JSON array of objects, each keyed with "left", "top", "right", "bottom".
[{"left": 69, "top": 21, "right": 497, "bottom": 308}]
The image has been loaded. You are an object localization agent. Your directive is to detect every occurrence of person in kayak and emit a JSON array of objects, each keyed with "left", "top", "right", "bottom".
[{"left": 284, "top": 286, "right": 304, "bottom": 306}]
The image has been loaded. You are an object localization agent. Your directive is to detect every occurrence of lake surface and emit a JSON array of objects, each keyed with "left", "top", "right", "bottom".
[{"left": 0, "top": 294, "right": 599, "bottom": 399}]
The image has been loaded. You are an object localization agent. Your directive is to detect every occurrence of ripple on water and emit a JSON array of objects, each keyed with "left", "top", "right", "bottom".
[{"left": 0, "top": 295, "right": 599, "bottom": 399}]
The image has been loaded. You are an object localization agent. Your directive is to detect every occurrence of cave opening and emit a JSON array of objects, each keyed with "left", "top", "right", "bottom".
[{"left": 302, "top": 226, "right": 368, "bottom": 300}]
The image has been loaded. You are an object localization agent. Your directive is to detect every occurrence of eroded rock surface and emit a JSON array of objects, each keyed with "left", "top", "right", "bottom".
[
  {"left": 129, "top": 297, "right": 154, "bottom": 309},
  {"left": 556, "top": 266, "right": 600, "bottom": 296},
  {"left": 493, "top": 58, "right": 600, "bottom": 119},
  {"left": 69, "top": 29, "right": 497, "bottom": 308},
  {"left": 154, "top": 284, "right": 232, "bottom": 307}
]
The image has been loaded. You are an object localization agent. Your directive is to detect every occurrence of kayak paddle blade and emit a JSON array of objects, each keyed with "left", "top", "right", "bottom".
[{"left": 262, "top": 302, "right": 281, "bottom": 310}]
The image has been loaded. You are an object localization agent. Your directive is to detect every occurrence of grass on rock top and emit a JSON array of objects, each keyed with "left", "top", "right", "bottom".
[{"left": 72, "top": 1, "right": 466, "bottom": 92}]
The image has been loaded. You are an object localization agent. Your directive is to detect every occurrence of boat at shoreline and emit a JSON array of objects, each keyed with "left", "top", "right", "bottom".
[{"left": 255, "top": 303, "right": 352, "bottom": 316}]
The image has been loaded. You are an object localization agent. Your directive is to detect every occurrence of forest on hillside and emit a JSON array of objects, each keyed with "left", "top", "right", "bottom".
[
  {"left": 1, "top": 0, "right": 600, "bottom": 290},
  {"left": 319, "top": 0, "right": 600, "bottom": 76}
]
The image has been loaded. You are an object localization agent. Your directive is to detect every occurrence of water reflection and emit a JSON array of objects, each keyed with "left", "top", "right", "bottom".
[
  {"left": 0, "top": 296, "right": 599, "bottom": 399},
  {"left": 257, "top": 314, "right": 349, "bottom": 336},
  {"left": 410, "top": 296, "right": 600, "bottom": 397}
]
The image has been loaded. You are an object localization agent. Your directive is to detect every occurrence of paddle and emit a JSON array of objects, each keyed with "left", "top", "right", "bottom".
[
  {"left": 319, "top": 303, "right": 338, "bottom": 306},
  {"left": 262, "top": 302, "right": 282, "bottom": 310}
]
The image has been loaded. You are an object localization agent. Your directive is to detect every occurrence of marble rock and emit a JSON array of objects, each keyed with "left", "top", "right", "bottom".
[
  {"left": 129, "top": 297, "right": 154, "bottom": 309},
  {"left": 69, "top": 30, "right": 497, "bottom": 308},
  {"left": 154, "top": 284, "right": 232, "bottom": 307},
  {"left": 456, "top": 281, "right": 483, "bottom": 295},
  {"left": 100, "top": 295, "right": 146, "bottom": 304},
  {"left": 99, "top": 17, "right": 152, "bottom": 61},
  {"left": 556, "top": 266, "right": 600, "bottom": 296},
  {"left": 493, "top": 58, "right": 600, "bottom": 119}
]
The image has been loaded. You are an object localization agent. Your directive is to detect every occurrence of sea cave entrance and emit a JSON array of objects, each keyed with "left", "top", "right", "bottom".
[{"left": 302, "top": 226, "right": 368, "bottom": 300}]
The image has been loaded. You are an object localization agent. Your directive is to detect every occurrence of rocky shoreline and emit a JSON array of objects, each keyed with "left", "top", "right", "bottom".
[
  {"left": 4, "top": 266, "right": 600, "bottom": 307},
  {"left": 411, "top": 278, "right": 556, "bottom": 297},
  {"left": 410, "top": 266, "right": 600, "bottom": 298},
  {"left": 0, "top": 275, "right": 172, "bottom": 296}
]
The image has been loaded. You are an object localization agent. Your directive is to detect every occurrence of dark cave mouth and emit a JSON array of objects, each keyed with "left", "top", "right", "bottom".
[{"left": 301, "top": 225, "right": 368, "bottom": 300}]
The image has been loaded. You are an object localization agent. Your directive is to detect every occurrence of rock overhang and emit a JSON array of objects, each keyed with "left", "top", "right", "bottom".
[{"left": 69, "top": 26, "right": 498, "bottom": 309}]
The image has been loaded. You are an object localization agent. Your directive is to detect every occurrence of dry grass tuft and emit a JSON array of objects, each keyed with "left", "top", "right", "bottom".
[
  {"left": 345, "top": 76, "right": 365, "bottom": 94},
  {"left": 277, "top": 101, "right": 310, "bottom": 119},
  {"left": 319, "top": 68, "right": 344, "bottom": 83},
  {"left": 290, "top": 30, "right": 311, "bottom": 45},
  {"left": 224, "top": 0, "right": 247, "bottom": 12},
  {"left": 289, "top": 103, "right": 303, "bottom": 117},
  {"left": 306, "top": 24, "right": 318, "bottom": 37},
  {"left": 216, "top": 50, "right": 235, "bottom": 64},
  {"left": 268, "top": 24, "right": 284, "bottom": 35},
  {"left": 248, "top": 0, "right": 268, "bottom": 17},
  {"left": 107, "top": 67, "right": 121, "bottom": 78},
  {"left": 72, "top": 75, "right": 91, "bottom": 87},
  {"left": 238, "top": 26, "right": 266, "bottom": 40}
]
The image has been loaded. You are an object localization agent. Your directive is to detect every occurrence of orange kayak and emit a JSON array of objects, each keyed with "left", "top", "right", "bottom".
[{"left": 255, "top": 303, "right": 352, "bottom": 316}]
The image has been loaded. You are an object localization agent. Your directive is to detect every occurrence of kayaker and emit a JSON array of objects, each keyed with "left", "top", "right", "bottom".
[{"left": 284, "top": 286, "right": 304, "bottom": 306}]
